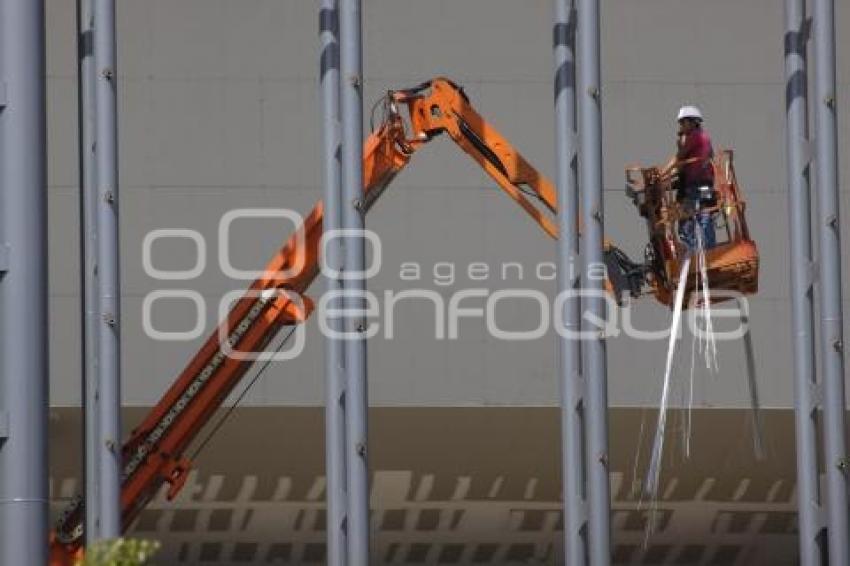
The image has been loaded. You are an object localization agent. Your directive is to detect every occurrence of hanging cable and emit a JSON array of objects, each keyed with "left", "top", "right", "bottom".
[{"left": 188, "top": 325, "right": 299, "bottom": 461}]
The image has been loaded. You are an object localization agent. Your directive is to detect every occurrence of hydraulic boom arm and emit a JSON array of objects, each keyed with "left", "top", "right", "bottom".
[
  {"left": 50, "top": 78, "right": 566, "bottom": 562},
  {"left": 52, "top": 76, "right": 755, "bottom": 563}
]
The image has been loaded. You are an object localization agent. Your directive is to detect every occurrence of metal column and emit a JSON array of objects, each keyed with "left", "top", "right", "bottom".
[
  {"left": 553, "top": 1, "right": 587, "bottom": 564},
  {"left": 812, "top": 0, "right": 848, "bottom": 562},
  {"left": 78, "top": 0, "right": 102, "bottom": 542},
  {"left": 93, "top": 0, "right": 122, "bottom": 538},
  {"left": 320, "top": 1, "right": 348, "bottom": 565},
  {"left": 0, "top": 0, "right": 49, "bottom": 563},
  {"left": 577, "top": 0, "right": 611, "bottom": 563},
  {"left": 783, "top": 1, "right": 823, "bottom": 563},
  {"left": 339, "top": 0, "right": 370, "bottom": 563}
]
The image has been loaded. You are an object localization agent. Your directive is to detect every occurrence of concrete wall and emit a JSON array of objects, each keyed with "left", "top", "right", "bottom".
[
  {"left": 45, "top": 0, "right": 850, "bottom": 408},
  {"left": 48, "top": 407, "right": 802, "bottom": 565}
]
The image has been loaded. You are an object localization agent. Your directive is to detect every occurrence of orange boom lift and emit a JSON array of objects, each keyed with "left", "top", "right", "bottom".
[{"left": 50, "top": 78, "right": 758, "bottom": 563}]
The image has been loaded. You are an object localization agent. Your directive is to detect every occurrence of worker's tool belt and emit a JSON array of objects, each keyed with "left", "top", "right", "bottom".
[{"left": 678, "top": 183, "right": 716, "bottom": 206}]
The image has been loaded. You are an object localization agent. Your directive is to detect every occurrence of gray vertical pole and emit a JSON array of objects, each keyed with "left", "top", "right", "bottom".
[
  {"left": 812, "top": 0, "right": 849, "bottom": 562},
  {"left": 783, "top": 1, "right": 822, "bottom": 564},
  {"left": 78, "top": 0, "right": 102, "bottom": 543},
  {"left": 93, "top": 0, "right": 122, "bottom": 539},
  {"left": 553, "top": 1, "right": 587, "bottom": 564},
  {"left": 0, "top": 0, "right": 49, "bottom": 563},
  {"left": 339, "top": 0, "right": 369, "bottom": 563},
  {"left": 320, "top": 1, "right": 348, "bottom": 565},
  {"left": 577, "top": 0, "right": 611, "bottom": 564}
]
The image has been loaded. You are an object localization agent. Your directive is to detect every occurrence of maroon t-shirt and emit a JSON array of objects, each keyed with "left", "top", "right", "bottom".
[{"left": 679, "top": 128, "right": 714, "bottom": 187}]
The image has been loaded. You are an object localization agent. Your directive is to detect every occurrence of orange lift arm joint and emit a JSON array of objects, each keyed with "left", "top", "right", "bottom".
[{"left": 50, "top": 78, "right": 574, "bottom": 564}]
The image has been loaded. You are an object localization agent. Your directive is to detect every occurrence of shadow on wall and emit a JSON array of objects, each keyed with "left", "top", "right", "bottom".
[{"left": 50, "top": 406, "right": 798, "bottom": 564}]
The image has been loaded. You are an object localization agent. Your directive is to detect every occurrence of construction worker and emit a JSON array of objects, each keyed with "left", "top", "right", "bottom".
[{"left": 662, "top": 105, "right": 716, "bottom": 250}]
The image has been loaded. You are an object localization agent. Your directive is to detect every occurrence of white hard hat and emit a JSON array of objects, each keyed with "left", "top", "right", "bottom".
[{"left": 677, "top": 105, "right": 703, "bottom": 122}]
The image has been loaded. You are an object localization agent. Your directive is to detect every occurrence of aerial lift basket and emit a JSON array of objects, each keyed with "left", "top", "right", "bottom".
[{"left": 625, "top": 150, "right": 759, "bottom": 307}]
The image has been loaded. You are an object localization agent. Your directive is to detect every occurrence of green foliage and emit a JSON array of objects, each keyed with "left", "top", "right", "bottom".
[{"left": 77, "top": 538, "right": 160, "bottom": 566}]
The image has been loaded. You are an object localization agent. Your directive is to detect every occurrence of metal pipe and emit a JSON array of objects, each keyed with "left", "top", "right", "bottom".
[
  {"left": 320, "top": 1, "right": 348, "bottom": 565},
  {"left": 77, "top": 0, "right": 102, "bottom": 543},
  {"left": 812, "top": 0, "right": 848, "bottom": 561},
  {"left": 553, "top": 1, "right": 587, "bottom": 564},
  {"left": 93, "top": 0, "right": 122, "bottom": 538},
  {"left": 783, "top": 0, "right": 822, "bottom": 563},
  {"left": 339, "top": 0, "right": 369, "bottom": 563},
  {"left": 0, "top": 0, "right": 49, "bottom": 562},
  {"left": 577, "top": 0, "right": 611, "bottom": 563}
]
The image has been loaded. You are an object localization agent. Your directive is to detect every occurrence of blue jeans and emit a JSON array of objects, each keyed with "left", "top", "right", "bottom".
[{"left": 679, "top": 203, "right": 716, "bottom": 251}]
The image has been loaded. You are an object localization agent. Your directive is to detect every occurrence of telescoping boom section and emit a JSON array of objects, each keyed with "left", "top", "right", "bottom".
[
  {"left": 49, "top": 78, "right": 565, "bottom": 563},
  {"left": 51, "top": 78, "right": 758, "bottom": 563}
]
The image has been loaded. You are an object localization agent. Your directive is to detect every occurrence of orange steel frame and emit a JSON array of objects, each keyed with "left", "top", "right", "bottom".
[
  {"left": 626, "top": 150, "right": 760, "bottom": 307},
  {"left": 51, "top": 78, "right": 758, "bottom": 563},
  {"left": 49, "top": 77, "right": 564, "bottom": 563}
]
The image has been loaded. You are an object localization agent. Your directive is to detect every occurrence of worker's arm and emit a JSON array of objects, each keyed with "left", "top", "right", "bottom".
[
  {"left": 660, "top": 154, "right": 677, "bottom": 177},
  {"left": 660, "top": 131, "right": 690, "bottom": 177}
]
